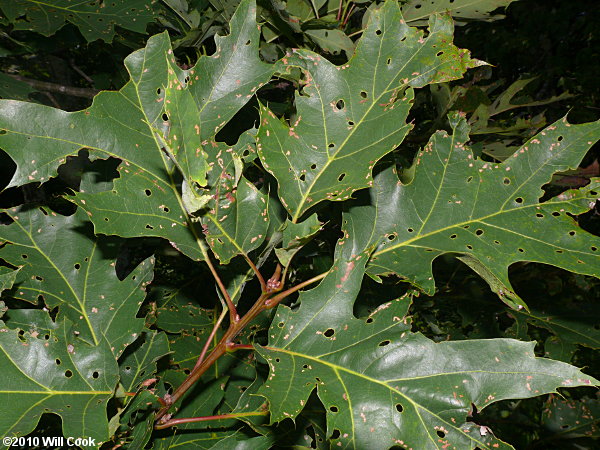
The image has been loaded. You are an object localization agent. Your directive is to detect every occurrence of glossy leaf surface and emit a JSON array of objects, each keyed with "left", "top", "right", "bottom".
[
  {"left": 0, "top": 0, "right": 274, "bottom": 262},
  {"left": 257, "top": 0, "right": 481, "bottom": 221},
  {"left": 362, "top": 114, "right": 600, "bottom": 309},
  {"left": 256, "top": 209, "right": 598, "bottom": 448},
  {"left": 0, "top": 320, "right": 118, "bottom": 442},
  {"left": 402, "top": 0, "right": 519, "bottom": 25},
  {"left": 0, "top": 0, "right": 158, "bottom": 42},
  {"left": 0, "top": 208, "right": 153, "bottom": 355}
]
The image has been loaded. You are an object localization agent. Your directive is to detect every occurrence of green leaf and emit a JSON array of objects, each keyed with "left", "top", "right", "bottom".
[
  {"left": 0, "top": 73, "right": 35, "bottom": 101},
  {"left": 0, "top": 0, "right": 158, "bottom": 42},
  {"left": 119, "top": 331, "right": 170, "bottom": 392},
  {"left": 402, "top": 0, "right": 519, "bottom": 25},
  {"left": 0, "top": 266, "right": 19, "bottom": 293},
  {"left": 0, "top": 320, "right": 118, "bottom": 443},
  {"left": 505, "top": 305, "right": 600, "bottom": 362},
  {"left": 257, "top": 1, "right": 481, "bottom": 221},
  {"left": 541, "top": 395, "right": 600, "bottom": 439},
  {"left": 151, "top": 285, "right": 213, "bottom": 333},
  {"left": 254, "top": 192, "right": 598, "bottom": 448},
  {"left": 304, "top": 29, "right": 355, "bottom": 57},
  {"left": 363, "top": 114, "right": 600, "bottom": 309},
  {"left": 0, "top": 208, "right": 153, "bottom": 355},
  {"left": 200, "top": 132, "right": 271, "bottom": 263},
  {"left": 0, "top": 0, "right": 275, "bottom": 262},
  {"left": 257, "top": 284, "right": 597, "bottom": 448}
]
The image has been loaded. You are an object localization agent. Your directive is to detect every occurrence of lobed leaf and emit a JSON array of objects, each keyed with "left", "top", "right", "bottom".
[
  {"left": 257, "top": 0, "right": 481, "bottom": 222},
  {"left": 402, "top": 0, "right": 519, "bottom": 25},
  {"left": 0, "top": 0, "right": 158, "bottom": 42},
  {"left": 256, "top": 211, "right": 598, "bottom": 449},
  {"left": 361, "top": 113, "right": 600, "bottom": 309},
  {"left": 0, "top": 320, "right": 118, "bottom": 443},
  {"left": 0, "top": 207, "right": 153, "bottom": 356},
  {"left": 0, "top": 0, "right": 275, "bottom": 263}
]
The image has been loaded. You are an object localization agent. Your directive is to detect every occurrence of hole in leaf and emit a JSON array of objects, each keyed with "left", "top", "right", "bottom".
[
  {"left": 552, "top": 212, "right": 560, "bottom": 216},
  {"left": 74, "top": 264, "right": 80, "bottom": 270},
  {"left": 536, "top": 213, "right": 544, "bottom": 218},
  {"left": 245, "top": 40, "right": 251, "bottom": 45},
  {"left": 591, "top": 246, "right": 597, "bottom": 252},
  {"left": 387, "top": 58, "right": 392, "bottom": 65},
  {"left": 336, "top": 100, "right": 344, "bottom": 110},
  {"left": 466, "top": 176, "right": 473, "bottom": 183},
  {"left": 65, "top": 370, "right": 73, "bottom": 378},
  {"left": 338, "top": 173, "right": 346, "bottom": 182},
  {"left": 145, "top": 189, "right": 152, "bottom": 196},
  {"left": 375, "top": 29, "right": 382, "bottom": 35},
  {"left": 156, "top": 88, "right": 161, "bottom": 95},
  {"left": 462, "top": 225, "right": 470, "bottom": 229},
  {"left": 331, "top": 429, "right": 341, "bottom": 439},
  {"left": 494, "top": 240, "right": 500, "bottom": 245},
  {"left": 466, "top": 244, "right": 473, "bottom": 250},
  {"left": 324, "top": 328, "right": 335, "bottom": 337},
  {"left": 379, "top": 340, "right": 391, "bottom": 347},
  {"left": 503, "top": 178, "right": 511, "bottom": 185},
  {"left": 555, "top": 249, "right": 563, "bottom": 254},
  {"left": 55, "top": 359, "right": 61, "bottom": 365},
  {"left": 35, "top": 275, "right": 43, "bottom": 281},
  {"left": 299, "top": 174, "right": 306, "bottom": 181},
  {"left": 275, "top": 358, "right": 281, "bottom": 363},
  {"left": 569, "top": 231, "right": 576, "bottom": 236},
  {"left": 328, "top": 143, "right": 335, "bottom": 148},
  {"left": 310, "top": 164, "right": 317, "bottom": 170},
  {"left": 557, "top": 136, "right": 563, "bottom": 141},
  {"left": 450, "top": 234, "right": 457, "bottom": 239},
  {"left": 104, "top": 217, "right": 109, "bottom": 221},
  {"left": 407, "top": 228, "right": 414, "bottom": 233},
  {"left": 348, "top": 120, "right": 354, "bottom": 126},
  {"left": 145, "top": 224, "right": 154, "bottom": 230},
  {"left": 366, "top": 317, "right": 373, "bottom": 324},
  {"left": 303, "top": 364, "right": 308, "bottom": 369},
  {"left": 436, "top": 51, "right": 444, "bottom": 57},
  {"left": 515, "top": 197, "right": 523, "bottom": 204},
  {"left": 387, "top": 234, "right": 396, "bottom": 241},
  {"left": 21, "top": 254, "right": 28, "bottom": 259},
  {"left": 360, "top": 91, "right": 367, "bottom": 99},
  {"left": 395, "top": 403, "right": 403, "bottom": 412},
  {"left": 277, "top": 322, "right": 285, "bottom": 328},
  {"left": 437, "top": 430, "right": 445, "bottom": 438},
  {"left": 518, "top": 248, "right": 524, "bottom": 253},
  {"left": 329, "top": 406, "right": 339, "bottom": 413},
  {"left": 475, "top": 229, "right": 483, "bottom": 236},
  {"left": 162, "top": 113, "right": 169, "bottom": 121},
  {"left": 92, "top": 371, "right": 99, "bottom": 379}
]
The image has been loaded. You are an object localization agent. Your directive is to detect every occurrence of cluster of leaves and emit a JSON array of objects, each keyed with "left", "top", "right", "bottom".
[{"left": 0, "top": 0, "right": 599, "bottom": 449}]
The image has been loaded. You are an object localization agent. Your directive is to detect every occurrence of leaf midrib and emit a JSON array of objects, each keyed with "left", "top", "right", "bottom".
[
  {"left": 262, "top": 345, "right": 503, "bottom": 448},
  {"left": 372, "top": 198, "right": 595, "bottom": 260},
  {"left": 289, "top": 26, "right": 450, "bottom": 222}
]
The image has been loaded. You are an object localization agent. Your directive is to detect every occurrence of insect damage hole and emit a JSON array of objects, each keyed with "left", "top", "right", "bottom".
[
  {"left": 338, "top": 173, "right": 346, "bottom": 182},
  {"left": 436, "top": 430, "right": 446, "bottom": 438},
  {"left": 64, "top": 370, "right": 73, "bottom": 378},
  {"left": 335, "top": 99, "right": 345, "bottom": 110},
  {"left": 395, "top": 403, "right": 403, "bottom": 412},
  {"left": 329, "top": 406, "right": 339, "bottom": 413},
  {"left": 331, "top": 429, "right": 341, "bottom": 439},
  {"left": 145, "top": 189, "right": 152, "bottom": 196},
  {"left": 324, "top": 328, "right": 335, "bottom": 337},
  {"left": 378, "top": 340, "right": 391, "bottom": 347},
  {"left": 360, "top": 91, "right": 367, "bottom": 99}
]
